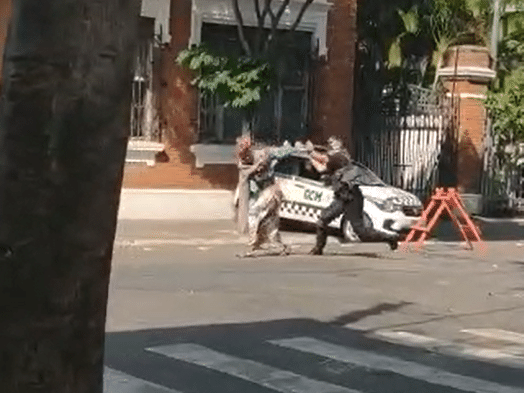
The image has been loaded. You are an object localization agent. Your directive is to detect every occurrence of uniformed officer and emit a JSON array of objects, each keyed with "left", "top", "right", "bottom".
[{"left": 308, "top": 138, "right": 399, "bottom": 255}]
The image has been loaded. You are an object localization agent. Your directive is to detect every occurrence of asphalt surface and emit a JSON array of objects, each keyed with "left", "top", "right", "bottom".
[{"left": 104, "top": 219, "right": 524, "bottom": 393}]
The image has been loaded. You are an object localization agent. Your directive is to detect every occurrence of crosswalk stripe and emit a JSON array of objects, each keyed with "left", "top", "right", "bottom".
[
  {"left": 270, "top": 337, "right": 524, "bottom": 393},
  {"left": 461, "top": 329, "right": 524, "bottom": 345},
  {"left": 373, "top": 331, "right": 441, "bottom": 346},
  {"left": 104, "top": 367, "right": 182, "bottom": 393},
  {"left": 147, "top": 343, "right": 362, "bottom": 393},
  {"left": 373, "top": 330, "right": 524, "bottom": 366}
]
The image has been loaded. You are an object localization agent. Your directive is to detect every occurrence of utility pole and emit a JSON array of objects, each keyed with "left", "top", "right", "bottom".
[{"left": 491, "top": 0, "right": 502, "bottom": 61}]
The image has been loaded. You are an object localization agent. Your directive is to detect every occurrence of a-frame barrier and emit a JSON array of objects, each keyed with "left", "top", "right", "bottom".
[{"left": 401, "top": 188, "right": 485, "bottom": 251}]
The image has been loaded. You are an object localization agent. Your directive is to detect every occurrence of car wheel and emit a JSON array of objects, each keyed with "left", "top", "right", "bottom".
[
  {"left": 363, "top": 212, "right": 373, "bottom": 229},
  {"left": 341, "top": 212, "right": 373, "bottom": 241}
]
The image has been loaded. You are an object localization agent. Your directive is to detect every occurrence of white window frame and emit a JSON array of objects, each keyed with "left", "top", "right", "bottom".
[
  {"left": 141, "top": 0, "right": 171, "bottom": 44},
  {"left": 189, "top": 0, "right": 331, "bottom": 57}
]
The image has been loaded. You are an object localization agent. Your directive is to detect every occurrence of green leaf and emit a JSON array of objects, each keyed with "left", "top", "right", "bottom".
[{"left": 176, "top": 44, "right": 274, "bottom": 110}]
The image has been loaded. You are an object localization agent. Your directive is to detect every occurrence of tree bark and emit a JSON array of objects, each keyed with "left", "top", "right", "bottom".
[
  {"left": 232, "top": 0, "right": 252, "bottom": 56},
  {"left": 0, "top": 1, "right": 140, "bottom": 392},
  {"left": 237, "top": 165, "right": 251, "bottom": 235}
]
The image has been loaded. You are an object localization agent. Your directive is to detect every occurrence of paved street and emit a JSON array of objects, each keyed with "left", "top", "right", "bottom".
[{"left": 104, "top": 219, "right": 524, "bottom": 392}]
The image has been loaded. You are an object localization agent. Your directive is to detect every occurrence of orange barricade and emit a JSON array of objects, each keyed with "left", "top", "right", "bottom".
[{"left": 401, "top": 187, "right": 485, "bottom": 251}]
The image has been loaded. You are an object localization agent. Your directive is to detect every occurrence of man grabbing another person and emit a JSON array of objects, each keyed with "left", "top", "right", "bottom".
[{"left": 307, "top": 137, "right": 399, "bottom": 255}]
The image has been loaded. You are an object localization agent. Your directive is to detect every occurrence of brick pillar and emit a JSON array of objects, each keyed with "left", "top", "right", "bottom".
[
  {"left": 163, "top": 0, "right": 198, "bottom": 149},
  {"left": 0, "top": 0, "right": 12, "bottom": 89},
  {"left": 311, "top": 0, "right": 358, "bottom": 154},
  {"left": 439, "top": 46, "right": 496, "bottom": 194}
]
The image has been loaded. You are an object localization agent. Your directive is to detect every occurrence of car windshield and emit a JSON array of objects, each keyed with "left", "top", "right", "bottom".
[
  {"left": 345, "top": 161, "right": 386, "bottom": 186},
  {"left": 274, "top": 155, "right": 386, "bottom": 186},
  {"left": 273, "top": 155, "right": 322, "bottom": 181}
]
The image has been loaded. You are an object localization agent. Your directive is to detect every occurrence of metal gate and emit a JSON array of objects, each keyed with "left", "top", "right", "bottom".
[
  {"left": 130, "top": 17, "right": 158, "bottom": 141},
  {"left": 481, "top": 137, "right": 524, "bottom": 215},
  {"left": 356, "top": 85, "right": 457, "bottom": 202}
]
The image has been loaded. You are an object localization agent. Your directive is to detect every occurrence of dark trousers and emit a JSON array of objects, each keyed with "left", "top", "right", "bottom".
[{"left": 313, "top": 185, "right": 396, "bottom": 252}]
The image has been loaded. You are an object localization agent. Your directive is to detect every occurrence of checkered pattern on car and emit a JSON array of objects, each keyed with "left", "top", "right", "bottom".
[
  {"left": 281, "top": 200, "right": 321, "bottom": 221},
  {"left": 280, "top": 200, "right": 343, "bottom": 228}
]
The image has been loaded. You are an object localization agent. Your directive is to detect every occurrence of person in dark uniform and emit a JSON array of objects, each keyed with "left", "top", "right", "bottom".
[{"left": 307, "top": 139, "right": 399, "bottom": 255}]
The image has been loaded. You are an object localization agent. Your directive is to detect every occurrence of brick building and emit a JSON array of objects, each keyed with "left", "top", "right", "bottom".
[
  {"left": 122, "top": 0, "right": 359, "bottom": 190},
  {"left": 0, "top": 1, "right": 496, "bottom": 198},
  {"left": 0, "top": 0, "right": 11, "bottom": 89}
]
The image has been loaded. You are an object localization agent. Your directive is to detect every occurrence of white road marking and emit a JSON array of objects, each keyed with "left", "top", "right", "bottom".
[
  {"left": 104, "top": 367, "right": 181, "bottom": 393},
  {"left": 375, "top": 331, "right": 441, "bottom": 346},
  {"left": 374, "top": 330, "right": 524, "bottom": 365},
  {"left": 147, "top": 343, "right": 362, "bottom": 393},
  {"left": 270, "top": 337, "right": 524, "bottom": 393},
  {"left": 461, "top": 329, "right": 524, "bottom": 345}
]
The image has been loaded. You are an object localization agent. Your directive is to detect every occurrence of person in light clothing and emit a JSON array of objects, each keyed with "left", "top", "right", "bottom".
[{"left": 236, "top": 137, "right": 294, "bottom": 256}]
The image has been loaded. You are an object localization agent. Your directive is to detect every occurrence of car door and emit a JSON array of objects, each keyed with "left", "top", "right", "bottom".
[{"left": 275, "top": 156, "right": 339, "bottom": 228}]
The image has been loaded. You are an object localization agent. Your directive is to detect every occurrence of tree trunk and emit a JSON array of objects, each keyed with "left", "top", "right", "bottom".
[
  {"left": 237, "top": 113, "right": 255, "bottom": 235},
  {"left": 0, "top": 1, "right": 140, "bottom": 392},
  {"left": 237, "top": 165, "right": 251, "bottom": 235}
]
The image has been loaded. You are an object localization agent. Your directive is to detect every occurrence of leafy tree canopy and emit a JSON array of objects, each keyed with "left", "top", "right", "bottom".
[
  {"left": 484, "top": 66, "right": 524, "bottom": 166},
  {"left": 177, "top": 45, "right": 274, "bottom": 111}
]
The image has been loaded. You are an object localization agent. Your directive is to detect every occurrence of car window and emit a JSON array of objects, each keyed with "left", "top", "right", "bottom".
[
  {"left": 274, "top": 155, "right": 385, "bottom": 186},
  {"left": 350, "top": 161, "right": 387, "bottom": 186},
  {"left": 298, "top": 159, "right": 321, "bottom": 181},
  {"left": 274, "top": 156, "right": 322, "bottom": 181},
  {"left": 274, "top": 157, "right": 301, "bottom": 176}
]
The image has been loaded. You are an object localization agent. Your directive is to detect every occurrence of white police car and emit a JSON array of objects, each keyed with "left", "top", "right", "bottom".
[{"left": 273, "top": 154, "right": 423, "bottom": 240}]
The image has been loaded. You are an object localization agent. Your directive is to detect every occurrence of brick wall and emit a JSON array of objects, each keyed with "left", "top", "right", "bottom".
[
  {"left": 442, "top": 45, "right": 493, "bottom": 69},
  {"left": 0, "top": 0, "right": 11, "bottom": 88},
  {"left": 441, "top": 46, "right": 492, "bottom": 193},
  {"left": 125, "top": 0, "right": 359, "bottom": 189},
  {"left": 124, "top": 0, "right": 239, "bottom": 189},
  {"left": 311, "top": 0, "right": 358, "bottom": 154},
  {"left": 0, "top": 0, "right": 359, "bottom": 190}
]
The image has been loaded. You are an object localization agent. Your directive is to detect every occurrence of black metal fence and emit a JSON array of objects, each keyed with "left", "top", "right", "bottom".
[
  {"left": 481, "top": 137, "right": 524, "bottom": 216},
  {"left": 356, "top": 85, "right": 457, "bottom": 203}
]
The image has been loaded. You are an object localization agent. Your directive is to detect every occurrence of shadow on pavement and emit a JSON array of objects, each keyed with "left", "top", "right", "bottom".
[
  {"left": 430, "top": 218, "right": 524, "bottom": 241},
  {"left": 105, "top": 318, "right": 524, "bottom": 393},
  {"left": 329, "top": 302, "right": 413, "bottom": 326}
]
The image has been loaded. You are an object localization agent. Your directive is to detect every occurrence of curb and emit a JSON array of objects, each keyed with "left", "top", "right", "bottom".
[{"left": 118, "top": 189, "right": 235, "bottom": 220}]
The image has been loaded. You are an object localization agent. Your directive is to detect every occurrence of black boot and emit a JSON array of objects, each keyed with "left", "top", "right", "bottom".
[
  {"left": 308, "top": 246, "right": 323, "bottom": 255},
  {"left": 309, "top": 222, "right": 328, "bottom": 255},
  {"left": 382, "top": 232, "right": 400, "bottom": 250},
  {"left": 357, "top": 227, "right": 399, "bottom": 250},
  {"left": 388, "top": 238, "right": 399, "bottom": 251}
]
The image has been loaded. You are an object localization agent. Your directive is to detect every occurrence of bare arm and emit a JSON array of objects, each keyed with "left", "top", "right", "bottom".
[
  {"left": 240, "top": 154, "right": 268, "bottom": 178},
  {"left": 308, "top": 151, "right": 328, "bottom": 173}
]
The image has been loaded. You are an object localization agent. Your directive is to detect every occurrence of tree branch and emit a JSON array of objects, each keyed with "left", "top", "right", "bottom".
[
  {"left": 254, "top": 0, "right": 267, "bottom": 55},
  {"left": 254, "top": 0, "right": 261, "bottom": 21},
  {"left": 275, "top": 0, "right": 291, "bottom": 26},
  {"left": 232, "top": 0, "right": 252, "bottom": 56},
  {"left": 290, "top": 0, "right": 314, "bottom": 32},
  {"left": 264, "top": 0, "right": 287, "bottom": 54},
  {"left": 261, "top": 0, "right": 272, "bottom": 22}
]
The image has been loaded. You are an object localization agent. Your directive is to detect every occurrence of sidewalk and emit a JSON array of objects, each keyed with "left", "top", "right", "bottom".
[
  {"left": 115, "top": 219, "right": 245, "bottom": 247},
  {"left": 115, "top": 219, "right": 334, "bottom": 247},
  {"left": 115, "top": 218, "right": 524, "bottom": 249},
  {"left": 116, "top": 189, "right": 524, "bottom": 241},
  {"left": 117, "top": 189, "right": 235, "bottom": 221}
]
